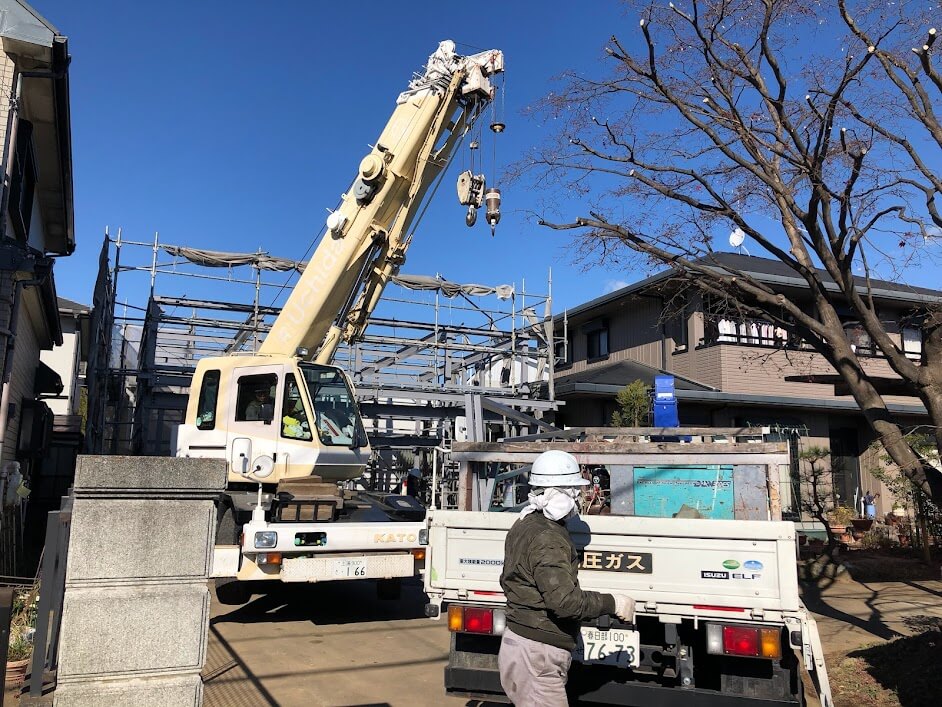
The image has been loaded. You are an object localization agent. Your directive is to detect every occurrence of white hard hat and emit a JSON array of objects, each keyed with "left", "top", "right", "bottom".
[{"left": 529, "top": 450, "right": 589, "bottom": 487}]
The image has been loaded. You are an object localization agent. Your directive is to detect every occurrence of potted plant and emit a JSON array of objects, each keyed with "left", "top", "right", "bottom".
[
  {"left": 827, "top": 505, "right": 856, "bottom": 541},
  {"left": 5, "top": 585, "right": 38, "bottom": 686},
  {"left": 5, "top": 632, "right": 31, "bottom": 686}
]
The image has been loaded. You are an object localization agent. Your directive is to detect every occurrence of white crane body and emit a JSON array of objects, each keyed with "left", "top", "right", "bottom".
[{"left": 171, "top": 42, "right": 504, "bottom": 601}]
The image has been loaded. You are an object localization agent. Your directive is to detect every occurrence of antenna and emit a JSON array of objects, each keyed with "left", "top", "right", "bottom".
[{"left": 729, "top": 227, "right": 749, "bottom": 255}]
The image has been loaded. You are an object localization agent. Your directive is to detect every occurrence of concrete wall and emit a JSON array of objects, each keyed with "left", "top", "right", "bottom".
[{"left": 54, "top": 456, "right": 227, "bottom": 706}]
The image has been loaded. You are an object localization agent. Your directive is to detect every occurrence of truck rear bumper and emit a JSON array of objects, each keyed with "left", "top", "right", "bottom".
[{"left": 445, "top": 666, "right": 803, "bottom": 706}]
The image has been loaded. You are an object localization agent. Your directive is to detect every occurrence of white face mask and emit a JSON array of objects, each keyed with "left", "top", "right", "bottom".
[{"left": 520, "top": 487, "right": 583, "bottom": 521}]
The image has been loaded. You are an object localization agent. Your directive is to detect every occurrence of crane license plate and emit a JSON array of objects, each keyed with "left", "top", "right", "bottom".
[
  {"left": 575, "top": 627, "right": 641, "bottom": 668},
  {"left": 331, "top": 558, "right": 367, "bottom": 577}
]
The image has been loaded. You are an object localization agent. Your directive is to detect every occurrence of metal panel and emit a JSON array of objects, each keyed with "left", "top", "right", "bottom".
[
  {"left": 733, "top": 464, "right": 770, "bottom": 520},
  {"left": 633, "top": 465, "right": 734, "bottom": 519},
  {"left": 608, "top": 464, "right": 634, "bottom": 516}
]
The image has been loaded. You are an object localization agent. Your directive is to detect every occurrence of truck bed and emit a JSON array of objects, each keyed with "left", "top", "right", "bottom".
[
  {"left": 423, "top": 511, "right": 832, "bottom": 706},
  {"left": 426, "top": 511, "right": 800, "bottom": 616}
]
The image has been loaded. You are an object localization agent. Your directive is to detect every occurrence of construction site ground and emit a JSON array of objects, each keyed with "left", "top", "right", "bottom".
[
  {"left": 6, "top": 552, "right": 940, "bottom": 706},
  {"left": 195, "top": 550, "right": 942, "bottom": 707}
]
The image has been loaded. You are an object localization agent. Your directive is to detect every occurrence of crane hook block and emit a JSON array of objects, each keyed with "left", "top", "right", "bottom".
[
  {"left": 485, "top": 187, "right": 501, "bottom": 235},
  {"left": 466, "top": 204, "right": 478, "bottom": 227},
  {"left": 457, "top": 170, "right": 486, "bottom": 207}
]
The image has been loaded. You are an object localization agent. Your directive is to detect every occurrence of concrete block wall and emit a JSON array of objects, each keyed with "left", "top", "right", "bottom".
[{"left": 53, "top": 456, "right": 227, "bottom": 706}]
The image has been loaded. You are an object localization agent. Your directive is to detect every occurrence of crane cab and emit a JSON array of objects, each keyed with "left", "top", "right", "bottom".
[{"left": 176, "top": 355, "right": 370, "bottom": 487}]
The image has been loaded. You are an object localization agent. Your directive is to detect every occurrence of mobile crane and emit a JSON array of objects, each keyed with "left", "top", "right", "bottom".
[{"left": 174, "top": 40, "right": 504, "bottom": 603}]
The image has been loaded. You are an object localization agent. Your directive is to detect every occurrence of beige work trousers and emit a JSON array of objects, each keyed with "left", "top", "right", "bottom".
[{"left": 498, "top": 628, "right": 573, "bottom": 707}]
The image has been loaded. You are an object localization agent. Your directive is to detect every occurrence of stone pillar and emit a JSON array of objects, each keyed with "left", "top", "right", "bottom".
[{"left": 53, "top": 456, "right": 226, "bottom": 706}]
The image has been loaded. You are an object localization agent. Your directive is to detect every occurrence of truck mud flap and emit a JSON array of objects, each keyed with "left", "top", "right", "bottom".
[
  {"left": 445, "top": 666, "right": 509, "bottom": 703},
  {"left": 446, "top": 665, "right": 806, "bottom": 707}
]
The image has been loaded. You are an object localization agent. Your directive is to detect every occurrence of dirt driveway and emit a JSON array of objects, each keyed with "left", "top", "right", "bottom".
[
  {"left": 801, "top": 556, "right": 942, "bottom": 707},
  {"left": 203, "top": 578, "right": 465, "bottom": 707}
]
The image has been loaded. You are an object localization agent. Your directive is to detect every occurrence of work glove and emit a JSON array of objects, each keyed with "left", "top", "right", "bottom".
[{"left": 613, "top": 595, "right": 636, "bottom": 624}]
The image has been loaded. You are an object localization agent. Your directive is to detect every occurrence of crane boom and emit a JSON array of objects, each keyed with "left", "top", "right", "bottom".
[{"left": 259, "top": 41, "right": 504, "bottom": 361}]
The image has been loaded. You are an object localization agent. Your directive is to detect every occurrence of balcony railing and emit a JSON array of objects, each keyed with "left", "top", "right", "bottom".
[{"left": 698, "top": 325, "right": 922, "bottom": 362}]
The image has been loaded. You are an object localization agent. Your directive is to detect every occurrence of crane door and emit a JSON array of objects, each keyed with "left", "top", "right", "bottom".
[{"left": 226, "top": 365, "right": 284, "bottom": 480}]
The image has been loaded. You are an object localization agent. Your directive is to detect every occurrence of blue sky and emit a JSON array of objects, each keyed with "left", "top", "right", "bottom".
[
  {"left": 38, "top": 0, "right": 942, "bottom": 320},
  {"left": 39, "top": 0, "right": 640, "bottom": 313}
]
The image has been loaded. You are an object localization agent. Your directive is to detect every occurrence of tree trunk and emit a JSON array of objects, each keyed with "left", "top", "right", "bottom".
[{"left": 916, "top": 493, "right": 932, "bottom": 565}]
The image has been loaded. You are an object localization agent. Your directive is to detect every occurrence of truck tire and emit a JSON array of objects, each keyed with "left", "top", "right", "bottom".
[
  {"left": 377, "top": 578, "right": 402, "bottom": 601},
  {"left": 215, "top": 501, "right": 240, "bottom": 545},
  {"left": 214, "top": 578, "right": 252, "bottom": 606}
]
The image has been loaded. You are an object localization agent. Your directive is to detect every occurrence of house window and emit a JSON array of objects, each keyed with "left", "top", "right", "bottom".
[
  {"left": 902, "top": 326, "right": 922, "bottom": 361},
  {"left": 587, "top": 326, "right": 609, "bottom": 359},
  {"left": 8, "top": 119, "right": 37, "bottom": 242},
  {"left": 236, "top": 374, "right": 277, "bottom": 423},
  {"left": 195, "top": 370, "right": 220, "bottom": 430},
  {"left": 843, "top": 321, "right": 874, "bottom": 356},
  {"left": 674, "top": 306, "right": 689, "bottom": 351}
]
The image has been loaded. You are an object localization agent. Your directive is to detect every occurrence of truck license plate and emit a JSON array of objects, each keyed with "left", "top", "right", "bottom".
[
  {"left": 576, "top": 627, "right": 641, "bottom": 668},
  {"left": 331, "top": 558, "right": 367, "bottom": 577}
]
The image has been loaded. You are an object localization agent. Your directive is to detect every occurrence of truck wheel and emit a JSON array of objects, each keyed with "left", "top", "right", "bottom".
[
  {"left": 377, "top": 578, "right": 402, "bottom": 601},
  {"left": 216, "top": 502, "right": 240, "bottom": 545},
  {"left": 214, "top": 578, "right": 252, "bottom": 606}
]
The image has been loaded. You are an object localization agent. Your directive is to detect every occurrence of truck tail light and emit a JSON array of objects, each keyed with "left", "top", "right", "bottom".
[
  {"left": 447, "top": 605, "right": 506, "bottom": 635},
  {"left": 706, "top": 624, "right": 781, "bottom": 660},
  {"left": 464, "top": 607, "right": 493, "bottom": 634}
]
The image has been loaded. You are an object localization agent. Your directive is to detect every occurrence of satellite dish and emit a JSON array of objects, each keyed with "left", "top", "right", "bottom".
[
  {"left": 729, "top": 228, "right": 746, "bottom": 248},
  {"left": 251, "top": 455, "right": 275, "bottom": 479}
]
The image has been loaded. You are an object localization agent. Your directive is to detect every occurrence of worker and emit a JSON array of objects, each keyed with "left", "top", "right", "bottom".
[
  {"left": 498, "top": 450, "right": 635, "bottom": 706},
  {"left": 245, "top": 386, "right": 273, "bottom": 421}
]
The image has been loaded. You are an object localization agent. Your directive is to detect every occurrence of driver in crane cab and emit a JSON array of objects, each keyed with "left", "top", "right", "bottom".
[
  {"left": 245, "top": 386, "right": 273, "bottom": 421},
  {"left": 498, "top": 450, "right": 635, "bottom": 707}
]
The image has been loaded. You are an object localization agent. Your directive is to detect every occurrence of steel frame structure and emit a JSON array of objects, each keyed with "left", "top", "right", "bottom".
[{"left": 84, "top": 230, "right": 560, "bottom": 501}]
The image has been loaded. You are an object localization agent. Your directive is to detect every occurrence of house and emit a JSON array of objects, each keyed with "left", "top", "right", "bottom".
[
  {"left": 554, "top": 253, "right": 937, "bottom": 520},
  {"left": 0, "top": 0, "right": 73, "bottom": 576},
  {"left": 31, "top": 295, "right": 87, "bottom": 498}
]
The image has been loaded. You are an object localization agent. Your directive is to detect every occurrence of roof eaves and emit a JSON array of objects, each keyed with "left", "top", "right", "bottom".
[
  {"left": 0, "top": 0, "right": 58, "bottom": 46},
  {"left": 556, "top": 268, "right": 675, "bottom": 321},
  {"left": 674, "top": 388, "right": 927, "bottom": 416},
  {"left": 706, "top": 264, "right": 942, "bottom": 305}
]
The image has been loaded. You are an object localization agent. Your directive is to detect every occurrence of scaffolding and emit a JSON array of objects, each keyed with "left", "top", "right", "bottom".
[{"left": 84, "top": 229, "right": 559, "bottom": 499}]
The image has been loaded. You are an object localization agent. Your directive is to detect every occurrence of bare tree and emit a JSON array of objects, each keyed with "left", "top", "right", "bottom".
[
  {"left": 798, "top": 447, "right": 841, "bottom": 559},
  {"left": 521, "top": 0, "right": 942, "bottom": 503}
]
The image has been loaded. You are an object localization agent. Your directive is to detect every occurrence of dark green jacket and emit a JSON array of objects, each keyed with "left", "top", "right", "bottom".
[{"left": 500, "top": 512, "right": 616, "bottom": 651}]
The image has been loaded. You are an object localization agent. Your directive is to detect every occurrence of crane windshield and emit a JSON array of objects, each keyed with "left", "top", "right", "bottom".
[{"left": 299, "top": 363, "right": 367, "bottom": 448}]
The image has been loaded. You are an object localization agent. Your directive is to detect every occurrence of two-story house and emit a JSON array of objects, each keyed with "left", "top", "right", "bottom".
[
  {"left": 554, "top": 253, "right": 936, "bottom": 519},
  {"left": 0, "top": 0, "right": 74, "bottom": 577}
]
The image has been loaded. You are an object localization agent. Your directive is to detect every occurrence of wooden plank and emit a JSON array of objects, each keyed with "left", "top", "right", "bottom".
[{"left": 452, "top": 441, "right": 787, "bottom": 455}]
